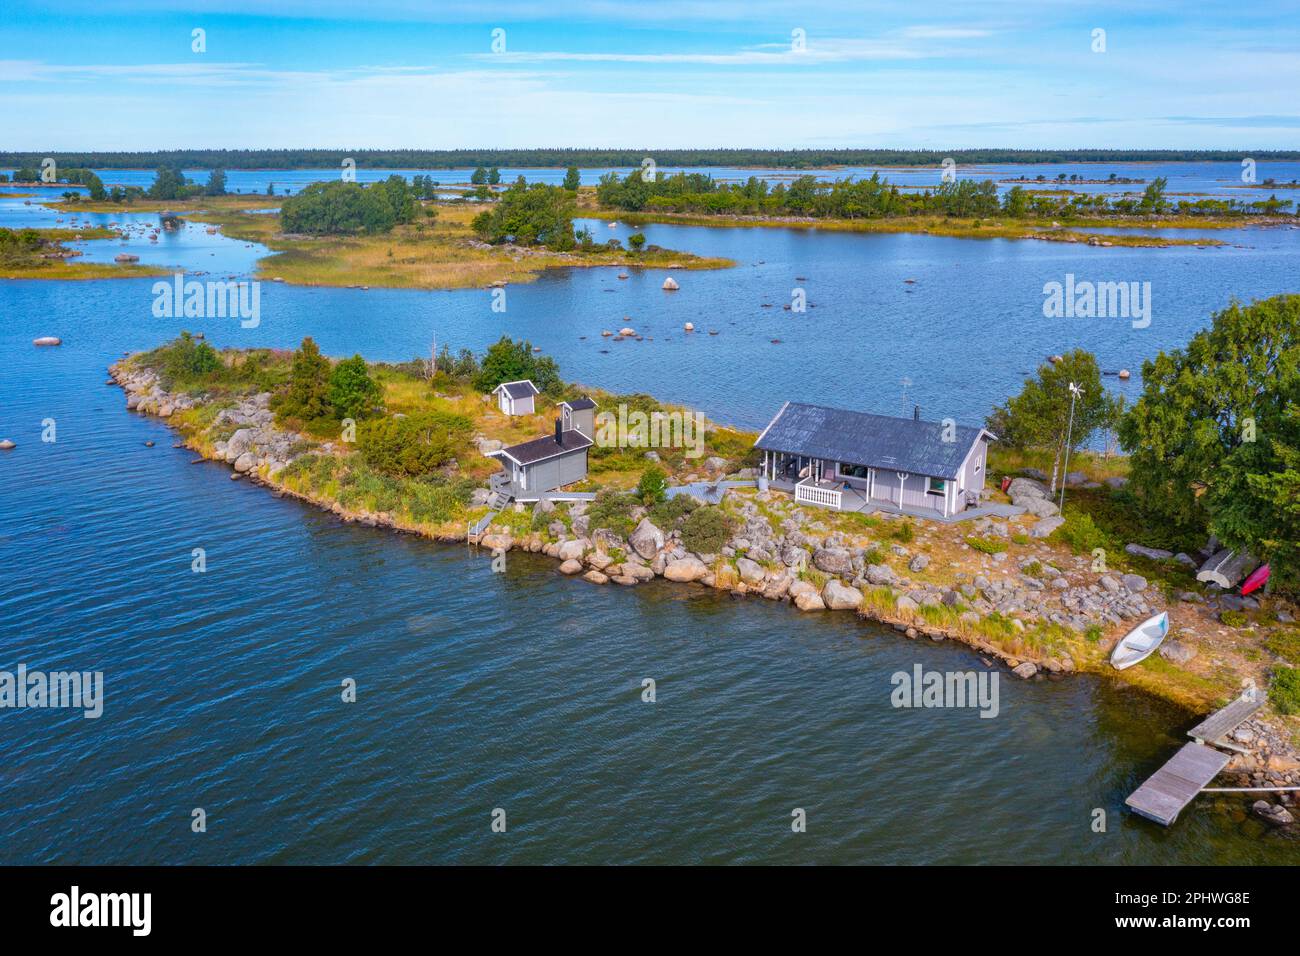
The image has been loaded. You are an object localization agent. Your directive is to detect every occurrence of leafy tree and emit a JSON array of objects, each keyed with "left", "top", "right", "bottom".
[
  {"left": 470, "top": 179, "right": 576, "bottom": 250},
  {"left": 205, "top": 168, "right": 227, "bottom": 196},
  {"left": 627, "top": 232, "right": 646, "bottom": 252},
  {"left": 471, "top": 166, "right": 488, "bottom": 185},
  {"left": 328, "top": 354, "right": 383, "bottom": 420},
  {"left": 562, "top": 166, "right": 581, "bottom": 191},
  {"left": 473, "top": 336, "right": 562, "bottom": 395},
  {"left": 487, "top": 167, "right": 500, "bottom": 185},
  {"left": 272, "top": 337, "right": 334, "bottom": 423},
  {"left": 280, "top": 178, "right": 416, "bottom": 235},
  {"left": 357, "top": 411, "right": 473, "bottom": 477},
  {"left": 635, "top": 465, "right": 668, "bottom": 504},
  {"left": 159, "top": 331, "right": 221, "bottom": 383},
  {"left": 986, "top": 349, "right": 1116, "bottom": 493},
  {"left": 1139, "top": 176, "right": 1168, "bottom": 212},
  {"left": 266, "top": 181, "right": 275, "bottom": 196},
  {"left": 148, "top": 166, "right": 198, "bottom": 201},
  {"left": 1119, "top": 295, "right": 1300, "bottom": 590}
]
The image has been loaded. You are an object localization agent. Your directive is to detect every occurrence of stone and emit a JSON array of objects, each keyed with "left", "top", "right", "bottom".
[
  {"left": 735, "top": 557, "right": 767, "bottom": 586},
  {"left": 1063, "top": 471, "right": 1088, "bottom": 487},
  {"left": 781, "top": 546, "right": 810, "bottom": 569},
  {"left": 908, "top": 554, "right": 930, "bottom": 573},
  {"left": 1104, "top": 476, "right": 1128, "bottom": 490},
  {"left": 1158, "top": 639, "right": 1197, "bottom": 665},
  {"left": 1120, "top": 573, "right": 1148, "bottom": 593},
  {"left": 622, "top": 563, "right": 655, "bottom": 582},
  {"left": 794, "top": 589, "right": 826, "bottom": 611},
  {"left": 1018, "top": 495, "right": 1060, "bottom": 518},
  {"left": 1252, "top": 801, "right": 1294, "bottom": 827},
  {"left": 533, "top": 497, "right": 555, "bottom": 515},
  {"left": 866, "top": 564, "right": 897, "bottom": 586},
  {"left": 1099, "top": 575, "right": 1121, "bottom": 593},
  {"left": 628, "top": 518, "right": 666, "bottom": 560},
  {"left": 478, "top": 533, "right": 514, "bottom": 551},
  {"left": 233, "top": 452, "right": 256, "bottom": 473},
  {"left": 559, "top": 559, "right": 583, "bottom": 575},
  {"left": 557, "top": 539, "right": 588, "bottom": 561},
  {"left": 1012, "top": 662, "right": 1038, "bottom": 679},
  {"left": 812, "top": 547, "right": 854, "bottom": 576},
  {"left": 0, "top": 439, "right": 15, "bottom": 450},
  {"left": 1030, "top": 515, "right": 1065, "bottom": 538},
  {"left": 583, "top": 570, "right": 609, "bottom": 585},
  {"left": 896, "top": 594, "right": 919, "bottom": 613},
  {"left": 822, "top": 580, "right": 863, "bottom": 610},
  {"left": 702, "top": 456, "right": 728, "bottom": 472},
  {"left": 663, "top": 556, "right": 709, "bottom": 582},
  {"left": 663, "top": 276, "right": 679, "bottom": 291},
  {"left": 1006, "top": 476, "right": 1049, "bottom": 500},
  {"left": 587, "top": 553, "right": 614, "bottom": 571},
  {"left": 1125, "top": 543, "right": 1173, "bottom": 560}
]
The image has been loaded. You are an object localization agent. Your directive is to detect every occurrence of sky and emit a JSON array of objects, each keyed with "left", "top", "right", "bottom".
[{"left": 2, "top": 0, "right": 1299, "bottom": 150}]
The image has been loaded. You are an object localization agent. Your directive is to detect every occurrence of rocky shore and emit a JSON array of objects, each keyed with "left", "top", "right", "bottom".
[{"left": 109, "top": 359, "right": 1300, "bottom": 825}]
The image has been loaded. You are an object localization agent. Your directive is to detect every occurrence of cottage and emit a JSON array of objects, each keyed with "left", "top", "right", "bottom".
[
  {"left": 488, "top": 418, "right": 593, "bottom": 501},
  {"left": 492, "top": 379, "right": 540, "bottom": 416},
  {"left": 558, "top": 397, "right": 598, "bottom": 437},
  {"left": 755, "top": 402, "right": 994, "bottom": 518}
]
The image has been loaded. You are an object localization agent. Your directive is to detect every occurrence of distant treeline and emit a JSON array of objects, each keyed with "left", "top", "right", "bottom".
[{"left": 3, "top": 148, "right": 1299, "bottom": 170}]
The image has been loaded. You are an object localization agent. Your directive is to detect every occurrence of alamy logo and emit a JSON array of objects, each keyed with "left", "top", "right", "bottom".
[
  {"left": 50, "top": 886, "right": 151, "bottom": 936},
  {"left": 0, "top": 664, "right": 102, "bottom": 718},
  {"left": 593, "top": 404, "right": 705, "bottom": 458},
  {"left": 152, "top": 273, "right": 261, "bottom": 328},
  {"left": 891, "top": 664, "right": 999, "bottom": 719},
  {"left": 1042, "top": 273, "right": 1151, "bottom": 329}
]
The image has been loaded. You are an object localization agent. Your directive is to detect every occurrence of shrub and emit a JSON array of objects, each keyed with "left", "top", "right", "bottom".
[
  {"left": 272, "top": 337, "right": 333, "bottom": 424},
  {"left": 647, "top": 494, "right": 697, "bottom": 530},
  {"left": 1052, "top": 509, "right": 1114, "bottom": 555},
  {"left": 635, "top": 466, "right": 668, "bottom": 505},
  {"left": 586, "top": 489, "right": 638, "bottom": 538},
  {"left": 328, "top": 355, "right": 382, "bottom": 421},
  {"left": 892, "top": 521, "right": 915, "bottom": 543},
  {"left": 1269, "top": 667, "right": 1300, "bottom": 715},
  {"left": 681, "top": 506, "right": 733, "bottom": 554},
  {"left": 158, "top": 331, "right": 221, "bottom": 383},
  {"left": 473, "top": 336, "right": 562, "bottom": 395},
  {"left": 1220, "top": 610, "right": 1249, "bottom": 629},
  {"left": 356, "top": 411, "right": 472, "bottom": 478},
  {"left": 966, "top": 536, "right": 1007, "bottom": 554}
]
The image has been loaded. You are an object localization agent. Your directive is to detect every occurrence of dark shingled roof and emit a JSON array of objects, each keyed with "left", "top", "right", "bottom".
[
  {"left": 496, "top": 429, "right": 593, "bottom": 466},
  {"left": 495, "top": 380, "right": 539, "bottom": 400},
  {"left": 755, "top": 402, "right": 990, "bottom": 479},
  {"left": 562, "top": 397, "right": 597, "bottom": 411}
]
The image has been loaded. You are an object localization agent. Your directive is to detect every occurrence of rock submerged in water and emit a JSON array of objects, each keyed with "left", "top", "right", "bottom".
[
  {"left": 0, "top": 439, "right": 15, "bottom": 450},
  {"left": 662, "top": 277, "right": 679, "bottom": 291},
  {"left": 33, "top": 336, "right": 62, "bottom": 347}
]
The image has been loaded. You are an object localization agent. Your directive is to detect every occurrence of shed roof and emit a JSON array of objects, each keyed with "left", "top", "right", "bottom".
[
  {"left": 560, "top": 397, "right": 597, "bottom": 411},
  {"left": 755, "top": 402, "right": 991, "bottom": 479},
  {"left": 493, "top": 379, "right": 540, "bottom": 399},
  {"left": 493, "top": 429, "right": 593, "bottom": 466}
]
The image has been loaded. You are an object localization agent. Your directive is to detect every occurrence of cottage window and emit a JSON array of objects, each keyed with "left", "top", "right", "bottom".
[{"left": 927, "top": 477, "right": 946, "bottom": 495}]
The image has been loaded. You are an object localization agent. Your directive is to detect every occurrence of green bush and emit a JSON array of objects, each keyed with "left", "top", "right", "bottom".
[
  {"left": 356, "top": 411, "right": 472, "bottom": 478},
  {"left": 647, "top": 494, "right": 697, "bottom": 530},
  {"left": 1052, "top": 509, "right": 1114, "bottom": 554},
  {"left": 892, "top": 521, "right": 914, "bottom": 543},
  {"left": 1220, "top": 610, "right": 1249, "bottom": 628},
  {"left": 328, "top": 355, "right": 382, "bottom": 421},
  {"left": 965, "top": 536, "right": 1007, "bottom": 554},
  {"left": 635, "top": 466, "right": 668, "bottom": 505},
  {"left": 1269, "top": 667, "right": 1300, "bottom": 715},
  {"left": 272, "top": 337, "right": 333, "bottom": 424},
  {"left": 681, "top": 506, "right": 734, "bottom": 554},
  {"left": 585, "top": 489, "right": 638, "bottom": 538}
]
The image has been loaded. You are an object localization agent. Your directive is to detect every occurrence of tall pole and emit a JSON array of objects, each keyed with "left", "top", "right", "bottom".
[{"left": 1059, "top": 383, "right": 1080, "bottom": 512}]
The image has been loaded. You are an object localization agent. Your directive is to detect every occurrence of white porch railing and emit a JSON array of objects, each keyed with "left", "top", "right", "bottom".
[{"left": 795, "top": 477, "right": 843, "bottom": 509}]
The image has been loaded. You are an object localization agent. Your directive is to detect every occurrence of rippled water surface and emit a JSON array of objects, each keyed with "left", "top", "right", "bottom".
[{"left": 1, "top": 182, "right": 1297, "bottom": 863}]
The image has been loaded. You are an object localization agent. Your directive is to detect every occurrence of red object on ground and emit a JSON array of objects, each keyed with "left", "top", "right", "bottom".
[
  {"left": 1000, "top": 476, "right": 1012, "bottom": 493},
  {"left": 1241, "top": 564, "right": 1270, "bottom": 596}
]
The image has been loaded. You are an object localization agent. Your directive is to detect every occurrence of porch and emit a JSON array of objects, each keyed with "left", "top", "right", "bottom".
[
  {"left": 762, "top": 449, "right": 956, "bottom": 517},
  {"left": 767, "top": 476, "right": 1024, "bottom": 524}
]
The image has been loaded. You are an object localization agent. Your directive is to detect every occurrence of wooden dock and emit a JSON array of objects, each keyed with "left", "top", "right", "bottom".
[
  {"left": 1187, "top": 689, "right": 1263, "bottom": 750},
  {"left": 1125, "top": 690, "right": 1262, "bottom": 826},
  {"left": 1125, "top": 742, "right": 1232, "bottom": 826}
]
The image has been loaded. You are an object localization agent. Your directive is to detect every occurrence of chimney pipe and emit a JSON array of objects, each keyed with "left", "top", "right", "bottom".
[
  {"left": 913, "top": 404, "right": 920, "bottom": 422},
  {"left": 555, "top": 419, "right": 563, "bottom": 444}
]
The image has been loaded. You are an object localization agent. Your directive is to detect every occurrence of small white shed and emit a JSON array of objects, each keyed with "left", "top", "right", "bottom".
[{"left": 492, "top": 379, "right": 540, "bottom": 416}]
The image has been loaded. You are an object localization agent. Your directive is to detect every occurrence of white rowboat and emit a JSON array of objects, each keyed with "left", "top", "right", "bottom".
[{"left": 1110, "top": 611, "right": 1169, "bottom": 670}]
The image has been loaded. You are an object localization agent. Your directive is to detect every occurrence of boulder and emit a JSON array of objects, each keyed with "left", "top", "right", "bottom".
[
  {"left": 813, "top": 547, "right": 854, "bottom": 576},
  {"left": 1158, "top": 640, "right": 1197, "bottom": 665},
  {"left": 781, "top": 547, "right": 810, "bottom": 569},
  {"left": 557, "top": 539, "right": 588, "bottom": 561},
  {"left": 559, "top": 559, "right": 583, "bottom": 575},
  {"left": 1018, "top": 496, "right": 1060, "bottom": 518},
  {"left": 1103, "top": 476, "right": 1128, "bottom": 490},
  {"left": 0, "top": 439, "right": 15, "bottom": 451},
  {"left": 622, "top": 563, "right": 655, "bottom": 582},
  {"left": 793, "top": 588, "right": 826, "bottom": 611},
  {"left": 1252, "top": 801, "right": 1295, "bottom": 827},
  {"left": 662, "top": 277, "right": 679, "bottom": 291},
  {"left": 908, "top": 554, "right": 930, "bottom": 573},
  {"left": 1125, "top": 543, "right": 1173, "bottom": 561},
  {"left": 663, "top": 556, "right": 709, "bottom": 583},
  {"left": 866, "top": 564, "right": 897, "bottom": 586},
  {"left": 583, "top": 570, "right": 609, "bottom": 585},
  {"left": 1012, "top": 662, "right": 1038, "bottom": 679},
  {"left": 1030, "top": 515, "right": 1065, "bottom": 538},
  {"left": 1120, "top": 573, "right": 1148, "bottom": 593},
  {"left": 1063, "top": 471, "right": 1088, "bottom": 487},
  {"left": 1006, "top": 476, "right": 1049, "bottom": 500},
  {"left": 735, "top": 557, "right": 767, "bottom": 586},
  {"left": 478, "top": 533, "right": 514, "bottom": 552},
  {"left": 896, "top": 594, "right": 919, "bottom": 613},
  {"left": 233, "top": 452, "right": 256, "bottom": 473},
  {"left": 823, "top": 580, "right": 863, "bottom": 610},
  {"left": 628, "top": 518, "right": 666, "bottom": 560}
]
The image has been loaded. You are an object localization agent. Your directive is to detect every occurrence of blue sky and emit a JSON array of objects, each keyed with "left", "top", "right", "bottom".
[{"left": 2, "top": 0, "right": 1299, "bottom": 150}]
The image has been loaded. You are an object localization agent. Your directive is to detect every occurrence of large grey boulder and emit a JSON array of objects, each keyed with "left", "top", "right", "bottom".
[
  {"left": 735, "top": 557, "right": 767, "bottom": 586},
  {"left": 781, "top": 546, "right": 810, "bottom": 569},
  {"left": 1125, "top": 543, "right": 1172, "bottom": 561},
  {"left": 1007, "top": 476, "right": 1048, "bottom": 500},
  {"left": 1121, "top": 573, "right": 1148, "bottom": 593},
  {"left": 1018, "top": 495, "right": 1060, "bottom": 518},
  {"left": 628, "top": 518, "right": 665, "bottom": 560},
  {"left": 663, "top": 556, "right": 709, "bottom": 582},
  {"left": 866, "top": 564, "right": 897, "bottom": 586},
  {"left": 812, "top": 547, "right": 855, "bottom": 576},
  {"left": 908, "top": 554, "right": 930, "bottom": 573},
  {"left": 1159, "top": 640, "right": 1197, "bottom": 665},
  {"left": 1030, "top": 515, "right": 1065, "bottom": 538},
  {"left": 557, "top": 539, "right": 588, "bottom": 561},
  {"left": 226, "top": 428, "right": 257, "bottom": 461},
  {"left": 823, "top": 580, "right": 864, "bottom": 610}
]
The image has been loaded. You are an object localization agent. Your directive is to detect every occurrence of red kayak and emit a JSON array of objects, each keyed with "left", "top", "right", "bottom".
[
  {"left": 1001, "top": 476, "right": 1012, "bottom": 493},
  {"left": 1241, "top": 564, "right": 1270, "bottom": 596}
]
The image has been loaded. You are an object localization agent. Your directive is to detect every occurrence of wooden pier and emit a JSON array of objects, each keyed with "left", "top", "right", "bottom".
[{"left": 1125, "top": 689, "right": 1262, "bottom": 826}]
